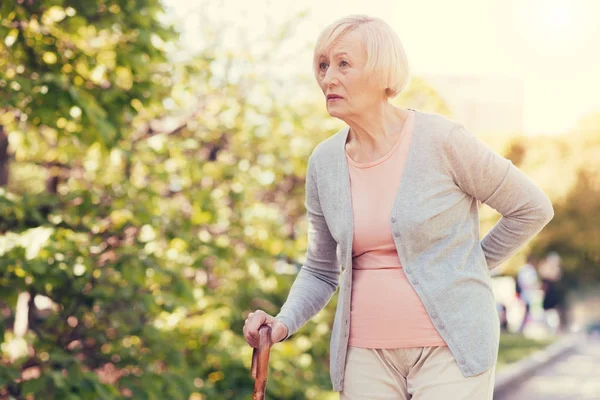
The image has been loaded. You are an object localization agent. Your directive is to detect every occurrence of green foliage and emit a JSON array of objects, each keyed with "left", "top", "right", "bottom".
[{"left": 0, "top": 0, "right": 175, "bottom": 148}]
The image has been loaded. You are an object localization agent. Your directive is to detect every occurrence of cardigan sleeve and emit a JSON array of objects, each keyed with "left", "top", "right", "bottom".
[
  {"left": 275, "top": 152, "right": 340, "bottom": 341},
  {"left": 444, "top": 124, "right": 554, "bottom": 269}
]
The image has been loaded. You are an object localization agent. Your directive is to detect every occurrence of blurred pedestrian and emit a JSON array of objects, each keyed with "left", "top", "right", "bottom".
[
  {"left": 539, "top": 252, "right": 565, "bottom": 334},
  {"left": 516, "top": 254, "right": 540, "bottom": 333}
]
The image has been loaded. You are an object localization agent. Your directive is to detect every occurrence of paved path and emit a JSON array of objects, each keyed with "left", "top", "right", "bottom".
[{"left": 495, "top": 334, "right": 600, "bottom": 400}]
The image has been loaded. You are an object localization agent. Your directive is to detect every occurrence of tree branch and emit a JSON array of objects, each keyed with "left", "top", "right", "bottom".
[{"left": 131, "top": 102, "right": 206, "bottom": 144}]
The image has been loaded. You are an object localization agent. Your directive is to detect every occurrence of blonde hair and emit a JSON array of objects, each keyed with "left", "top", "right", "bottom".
[{"left": 313, "top": 14, "right": 411, "bottom": 99}]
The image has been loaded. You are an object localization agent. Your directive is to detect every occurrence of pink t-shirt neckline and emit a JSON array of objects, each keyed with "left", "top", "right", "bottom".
[{"left": 345, "top": 110, "right": 415, "bottom": 169}]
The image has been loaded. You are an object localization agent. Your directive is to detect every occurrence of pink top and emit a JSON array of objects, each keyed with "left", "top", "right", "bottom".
[{"left": 345, "top": 110, "right": 447, "bottom": 348}]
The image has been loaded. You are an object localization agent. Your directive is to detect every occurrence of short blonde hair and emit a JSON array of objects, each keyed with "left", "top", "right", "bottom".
[{"left": 313, "top": 14, "right": 410, "bottom": 99}]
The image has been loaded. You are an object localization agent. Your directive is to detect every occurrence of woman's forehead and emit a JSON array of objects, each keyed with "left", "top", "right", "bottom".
[
  {"left": 319, "top": 35, "right": 365, "bottom": 59},
  {"left": 319, "top": 50, "right": 350, "bottom": 60}
]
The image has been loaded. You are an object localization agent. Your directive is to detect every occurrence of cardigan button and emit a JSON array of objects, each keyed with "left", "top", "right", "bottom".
[
  {"left": 459, "top": 359, "right": 466, "bottom": 365},
  {"left": 431, "top": 313, "right": 438, "bottom": 319},
  {"left": 394, "top": 231, "right": 401, "bottom": 237},
  {"left": 391, "top": 217, "right": 397, "bottom": 223}
]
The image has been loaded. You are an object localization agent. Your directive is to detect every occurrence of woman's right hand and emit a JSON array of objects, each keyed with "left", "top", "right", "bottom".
[{"left": 243, "top": 310, "right": 289, "bottom": 348}]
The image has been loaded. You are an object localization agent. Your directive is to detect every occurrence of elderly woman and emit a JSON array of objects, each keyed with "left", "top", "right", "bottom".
[{"left": 243, "top": 14, "right": 553, "bottom": 399}]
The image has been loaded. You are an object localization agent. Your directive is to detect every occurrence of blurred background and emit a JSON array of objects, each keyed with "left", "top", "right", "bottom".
[{"left": 0, "top": 0, "right": 599, "bottom": 399}]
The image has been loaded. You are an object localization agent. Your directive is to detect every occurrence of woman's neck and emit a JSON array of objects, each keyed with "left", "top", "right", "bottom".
[{"left": 345, "top": 105, "right": 410, "bottom": 163}]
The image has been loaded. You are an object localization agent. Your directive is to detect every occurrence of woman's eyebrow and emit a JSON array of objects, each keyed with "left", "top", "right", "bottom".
[{"left": 319, "top": 51, "right": 350, "bottom": 60}]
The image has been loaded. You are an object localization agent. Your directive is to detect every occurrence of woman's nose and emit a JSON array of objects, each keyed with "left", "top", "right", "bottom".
[{"left": 322, "top": 67, "right": 339, "bottom": 87}]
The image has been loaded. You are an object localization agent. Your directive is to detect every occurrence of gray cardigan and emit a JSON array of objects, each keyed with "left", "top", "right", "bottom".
[{"left": 275, "top": 108, "right": 554, "bottom": 392}]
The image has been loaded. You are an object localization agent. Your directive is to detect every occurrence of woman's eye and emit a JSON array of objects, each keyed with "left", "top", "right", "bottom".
[
  {"left": 340, "top": 60, "right": 349, "bottom": 67},
  {"left": 319, "top": 62, "right": 328, "bottom": 71}
]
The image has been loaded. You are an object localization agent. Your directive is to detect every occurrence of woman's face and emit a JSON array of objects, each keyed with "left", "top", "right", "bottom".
[{"left": 316, "top": 30, "right": 384, "bottom": 120}]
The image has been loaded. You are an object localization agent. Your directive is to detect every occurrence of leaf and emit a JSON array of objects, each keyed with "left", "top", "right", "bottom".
[
  {"left": 21, "top": 377, "right": 50, "bottom": 395},
  {"left": 0, "top": 365, "right": 21, "bottom": 387},
  {"left": 28, "top": 260, "right": 48, "bottom": 275},
  {"left": 51, "top": 371, "right": 66, "bottom": 388},
  {"left": 94, "top": 381, "right": 120, "bottom": 400},
  {"left": 50, "top": 349, "right": 75, "bottom": 366}
]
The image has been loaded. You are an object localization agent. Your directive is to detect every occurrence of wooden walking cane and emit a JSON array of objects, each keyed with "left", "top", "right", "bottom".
[{"left": 251, "top": 324, "right": 272, "bottom": 400}]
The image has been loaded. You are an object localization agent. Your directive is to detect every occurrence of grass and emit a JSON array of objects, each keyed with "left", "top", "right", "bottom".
[{"left": 497, "top": 332, "right": 556, "bottom": 370}]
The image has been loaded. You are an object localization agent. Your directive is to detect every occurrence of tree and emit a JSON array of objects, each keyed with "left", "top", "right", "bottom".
[{"left": 0, "top": 1, "right": 198, "bottom": 398}]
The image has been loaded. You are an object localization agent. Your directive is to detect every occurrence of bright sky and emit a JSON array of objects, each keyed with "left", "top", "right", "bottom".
[{"left": 165, "top": 0, "right": 600, "bottom": 135}]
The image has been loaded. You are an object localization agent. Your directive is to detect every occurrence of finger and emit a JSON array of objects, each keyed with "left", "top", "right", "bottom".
[
  {"left": 248, "top": 310, "right": 268, "bottom": 332},
  {"left": 243, "top": 311, "right": 256, "bottom": 324},
  {"left": 243, "top": 325, "right": 258, "bottom": 347},
  {"left": 242, "top": 313, "right": 252, "bottom": 333}
]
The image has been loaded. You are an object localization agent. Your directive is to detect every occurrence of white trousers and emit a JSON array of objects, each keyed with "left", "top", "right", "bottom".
[{"left": 340, "top": 346, "right": 496, "bottom": 399}]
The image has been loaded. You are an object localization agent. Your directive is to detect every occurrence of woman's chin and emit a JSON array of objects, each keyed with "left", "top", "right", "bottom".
[{"left": 327, "top": 108, "right": 346, "bottom": 119}]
